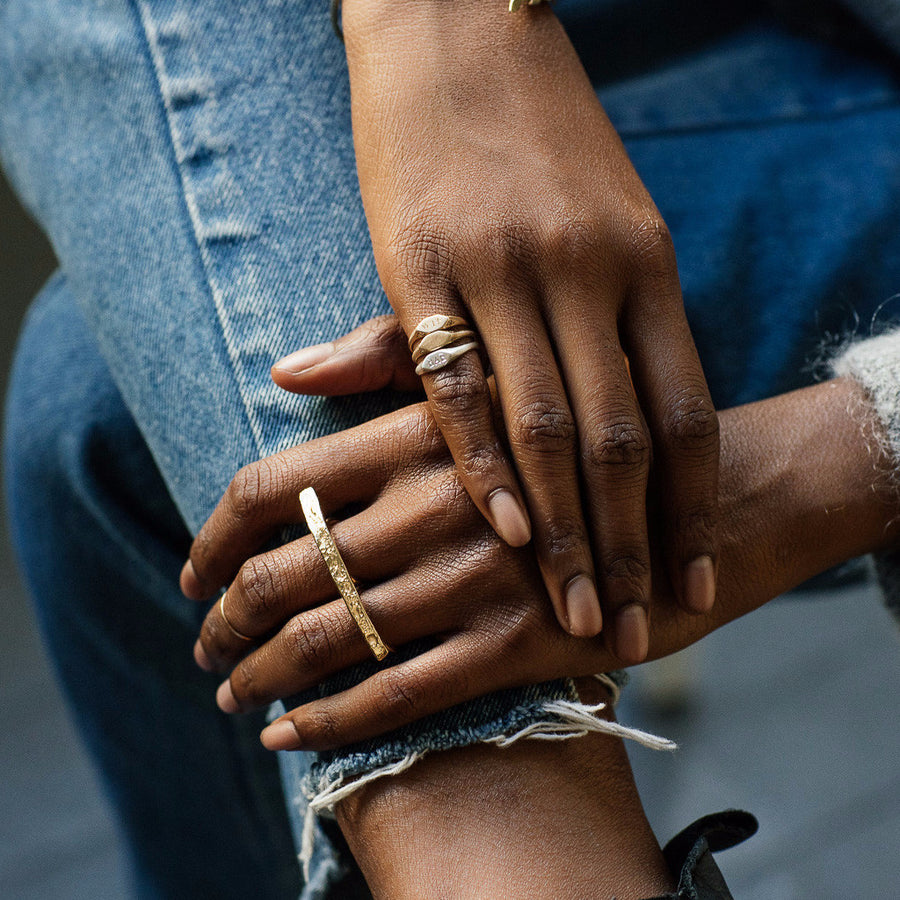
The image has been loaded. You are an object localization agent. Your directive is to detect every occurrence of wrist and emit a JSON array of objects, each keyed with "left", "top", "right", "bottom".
[
  {"left": 719, "top": 378, "right": 900, "bottom": 604},
  {"left": 341, "top": 0, "right": 562, "bottom": 67}
]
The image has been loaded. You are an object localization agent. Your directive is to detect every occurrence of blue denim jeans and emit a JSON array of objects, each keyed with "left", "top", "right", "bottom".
[{"left": 3, "top": 0, "right": 900, "bottom": 896}]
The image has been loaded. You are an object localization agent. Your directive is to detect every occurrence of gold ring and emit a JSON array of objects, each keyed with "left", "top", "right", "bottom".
[
  {"left": 220, "top": 595, "right": 254, "bottom": 642},
  {"left": 410, "top": 328, "right": 478, "bottom": 363},
  {"left": 408, "top": 314, "right": 471, "bottom": 351},
  {"left": 299, "top": 487, "right": 391, "bottom": 661}
]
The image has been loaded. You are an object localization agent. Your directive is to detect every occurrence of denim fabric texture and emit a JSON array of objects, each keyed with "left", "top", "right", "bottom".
[{"left": 3, "top": 0, "right": 900, "bottom": 896}]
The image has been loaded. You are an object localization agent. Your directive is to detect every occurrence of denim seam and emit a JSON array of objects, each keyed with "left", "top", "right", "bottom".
[{"left": 129, "top": 0, "right": 267, "bottom": 459}]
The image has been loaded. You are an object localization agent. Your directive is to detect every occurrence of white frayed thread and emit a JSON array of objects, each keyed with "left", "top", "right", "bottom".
[
  {"left": 300, "top": 751, "right": 424, "bottom": 882},
  {"left": 485, "top": 700, "right": 676, "bottom": 751},
  {"left": 298, "top": 694, "right": 673, "bottom": 877},
  {"left": 593, "top": 672, "right": 622, "bottom": 706}
]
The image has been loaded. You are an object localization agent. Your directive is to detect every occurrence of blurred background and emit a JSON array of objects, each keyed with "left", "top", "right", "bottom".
[{"left": 1, "top": 163, "right": 898, "bottom": 899}]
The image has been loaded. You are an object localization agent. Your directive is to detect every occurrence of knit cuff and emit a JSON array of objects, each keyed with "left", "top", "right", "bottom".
[{"left": 831, "top": 330, "right": 900, "bottom": 628}]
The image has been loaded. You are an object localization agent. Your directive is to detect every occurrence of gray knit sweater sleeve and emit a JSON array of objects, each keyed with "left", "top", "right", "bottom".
[{"left": 832, "top": 331, "right": 900, "bottom": 625}]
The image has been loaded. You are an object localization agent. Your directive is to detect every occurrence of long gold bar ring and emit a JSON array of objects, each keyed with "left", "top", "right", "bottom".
[{"left": 298, "top": 487, "right": 391, "bottom": 662}]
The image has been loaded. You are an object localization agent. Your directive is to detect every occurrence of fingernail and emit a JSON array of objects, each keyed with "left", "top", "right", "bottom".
[
  {"left": 487, "top": 490, "right": 532, "bottom": 547},
  {"left": 216, "top": 680, "right": 239, "bottom": 714},
  {"left": 565, "top": 576, "right": 603, "bottom": 637},
  {"left": 194, "top": 640, "right": 213, "bottom": 672},
  {"left": 272, "top": 342, "right": 335, "bottom": 374},
  {"left": 684, "top": 555, "right": 716, "bottom": 614},
  {"left": 180, "top": 559, "right": 206, "bottom": 600},
  {"left": 260, "top": 719, "right": 302, "bottom": 751},
  {"left": 615, "top": 605, "right": 649, "bottom": 664}
]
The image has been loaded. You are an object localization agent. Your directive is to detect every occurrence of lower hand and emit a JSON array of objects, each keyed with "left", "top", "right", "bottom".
[{"left": 181, "top": 366, "right": 895, "bottom": 750}]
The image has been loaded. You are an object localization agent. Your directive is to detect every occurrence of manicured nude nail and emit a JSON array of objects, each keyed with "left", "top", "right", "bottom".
[
  {"left": 180, "top": 559, "right": 205, "bottom": 600},
  {"left": 684, "top": 555, "right": 716, "bottom": 614},
  {"left": 260, "top": 720, "right": 302, "bottom": 751},
  {"left": 272, "top": 342, "right": 335, "bottom": 375},
  {"left": 565, "top": 576, "right": 603, "bottom": 637},
  {"left": 615, "top": 604, "right": 649, "bottom": 664},
  {"left": 487, "top": 490, "right": 532, "bottom": 547},
  {"left": 216, "top": 680, "right": 240, "bottom": 714},
  {"left": 193, "top": 640, "right": 213, "bottom": 672}
]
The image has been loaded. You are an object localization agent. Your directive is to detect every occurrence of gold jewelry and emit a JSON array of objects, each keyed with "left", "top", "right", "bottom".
[
  {"left": 414, "top": 340, "right": 480, "bottom": 376},
  {"left": 410, "top": 328, "right": 477, "bottom": 363},
  {"left": 508, "top": 0, "right": 548, "bottom": 10},
  {"left": 408, "top": 315, "right": 471, "bottom": 351},
  {"left": 299, "top": 487, "right": 391, "bottom": 661},
  {"left": 220, "top": 595, "right": 254, "bottom": 642}
]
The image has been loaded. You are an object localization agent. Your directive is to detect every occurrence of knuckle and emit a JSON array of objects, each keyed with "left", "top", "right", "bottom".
[
  {"left": 665, "top": 393, "right": 720, "bottom": 451},
  {"left": 427, "top": 364, "right": 489, "bottom": 411},
  {"left": 385, "top": 225, "right": 454, "bottom": 290},
  {"left": 237, "top": 555, "right": 279, "bottom": 620},
  {"left": 306, "top": 704, "right": 341, "bottom": 746},
  {"left": 627, "top": 211, "right": 675, "bottom": 269},
  {"left": 376, "top": 669, "right": 422, "bottom": 718},
  {"left": 479, "top": 218, "right": 538, "bottom": 273},
  {"left": 541, "top": 215, "right": 599, "bottom": 268},
  {"left": 226, "top": 462, "right": 270, "bottom": 523},
  {"left": 284, "top": 612, "right": 334, "bottom": 669},
  {"left": 458, "top": 443, "right": 505, "bottom": 483},
  {"left": 513, "top": 400, "right": 577, "bottom": 455},
  {"left": 542, "top": 517, "right": 588, "bottom": 560},
  {"left": 601, "top": 551, "right": 650, "bottom": 603},
  {"left": 585, "top": 419, "right": 650, "bottom": 471}
]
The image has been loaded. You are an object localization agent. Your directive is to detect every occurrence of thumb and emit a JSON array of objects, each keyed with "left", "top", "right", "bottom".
[{"left": 271, "top": 314, "right": 422, "bottom": 396}]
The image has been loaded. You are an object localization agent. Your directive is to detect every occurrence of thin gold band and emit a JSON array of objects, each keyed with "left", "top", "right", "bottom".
[
  {"left": 220, "top": 595, "right": 254, "bottom": 642},
  {"left": 299, "top": 487, "right": 391, "bottom": 661}
]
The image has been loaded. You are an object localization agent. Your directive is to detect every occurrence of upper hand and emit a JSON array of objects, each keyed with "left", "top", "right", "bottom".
[{"left": 320, "top": 0, "right": 720, "bottom": 660}]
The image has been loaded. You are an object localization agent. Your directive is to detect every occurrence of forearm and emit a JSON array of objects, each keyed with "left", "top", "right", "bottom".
[
  {"left": 647, "top": 376, "right": 899, "bottom": 658},
  {"left": 336, "top": 703, "right": 674, "bottom": 899},
  {"left": 333, "top": 376, "right": 895, "bottom": 898}
]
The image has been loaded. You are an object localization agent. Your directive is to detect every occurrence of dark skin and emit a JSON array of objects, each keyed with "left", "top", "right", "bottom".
[
  {"left": 180, "top": 317, "right": 898, "bottom": 898},
  {"left": 322, "top": 0, "right": 722, "bottom": 656},
  {"left": 184, "top": 318, "right": 897, "bottom": 747}
]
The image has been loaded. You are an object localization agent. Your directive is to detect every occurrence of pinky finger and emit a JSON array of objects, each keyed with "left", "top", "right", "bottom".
[{"left": 260, "top": 637, "right": 503, "bottom": 752}]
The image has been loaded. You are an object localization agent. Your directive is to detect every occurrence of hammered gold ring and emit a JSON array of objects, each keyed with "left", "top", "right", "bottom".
[
  {"left": 299, "top": 487, "right": 391, "bottom": 662},
  {"left": 220, "top": 595, "right": 254, "bottom": 642}
]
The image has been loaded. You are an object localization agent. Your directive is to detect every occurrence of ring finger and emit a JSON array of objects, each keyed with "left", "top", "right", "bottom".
[{"left": 216, "top": 550, "right": 487, "bottom": 714}]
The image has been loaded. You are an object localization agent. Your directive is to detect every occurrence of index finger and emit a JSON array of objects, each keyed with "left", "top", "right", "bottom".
[
  {"left": 401, "top": 298, "right": 533, "bottom": 550},
  {"left": 181, "top": 408, "right": 433, "bottom": 600}
]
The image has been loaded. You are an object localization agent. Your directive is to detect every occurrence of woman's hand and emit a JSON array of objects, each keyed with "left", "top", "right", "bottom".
[
  {"left": 183, "top": 366, "right": 897, "bottom": 750},
  {"left": 299, "top": 0, "right": 720, "bottom": 657}
]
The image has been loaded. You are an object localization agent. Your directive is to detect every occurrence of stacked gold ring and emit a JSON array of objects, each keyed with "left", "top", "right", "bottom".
[
  {"left": 409, "top": 314, "right": 480, "bottom": 377},
  {"left": 299, "top": 486, "right": 391, "bottom": 662}
]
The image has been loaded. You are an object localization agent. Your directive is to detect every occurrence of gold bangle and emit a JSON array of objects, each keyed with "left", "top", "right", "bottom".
[{"left": 299, "top": 487, "right": 391, "bottom": 661}]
